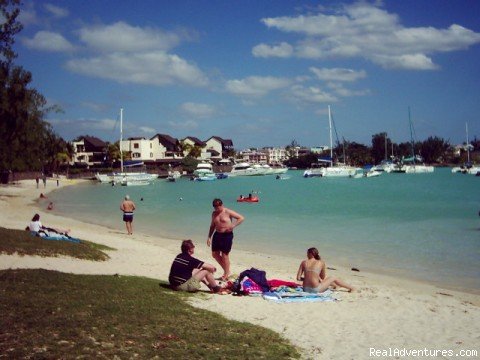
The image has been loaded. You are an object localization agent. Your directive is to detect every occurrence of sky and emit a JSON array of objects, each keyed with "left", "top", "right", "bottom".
[{"left": 12, "top": 0, "right": 480, "bottom": 150}]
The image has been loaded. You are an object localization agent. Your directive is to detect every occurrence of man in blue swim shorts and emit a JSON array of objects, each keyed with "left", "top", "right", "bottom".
[
  {"left": 207, "top": 198, "right": 244, "bottom": 281},
  {"left": 120, "top": 195, "right": 136, "bottom": 235}
]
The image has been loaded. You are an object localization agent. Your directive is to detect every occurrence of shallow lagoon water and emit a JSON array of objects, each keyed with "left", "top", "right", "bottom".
[{"left": 50, "top": 168, "right": 480, "bottom": 292}]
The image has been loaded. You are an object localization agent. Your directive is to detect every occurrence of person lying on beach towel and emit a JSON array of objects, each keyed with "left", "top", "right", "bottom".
[
  {"left": 28, "top": 213, "right": 72, "bottom": 238},
  {"left": 297, "top": 247, "right": 354, "bottom": 293}
]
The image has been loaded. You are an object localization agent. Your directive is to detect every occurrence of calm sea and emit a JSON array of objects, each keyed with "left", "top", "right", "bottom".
[{"left": 48, "top": 168, "right": 480, "bottom": 293}]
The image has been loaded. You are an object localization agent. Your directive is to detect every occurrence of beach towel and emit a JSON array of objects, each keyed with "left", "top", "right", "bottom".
[
  {"left": 31, "top": 231, "right": 81, "bottom": 244},
  {"left": 262, "top": 288, "right": 337, "bottom": 303}
]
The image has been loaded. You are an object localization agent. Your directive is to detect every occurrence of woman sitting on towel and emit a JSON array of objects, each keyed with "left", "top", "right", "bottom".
[
  {"left": 28, "top": 214, "right": 70, "bottom": 237},
  {"left": 296, "top": 247, "right": 354, "bottom": 293}
]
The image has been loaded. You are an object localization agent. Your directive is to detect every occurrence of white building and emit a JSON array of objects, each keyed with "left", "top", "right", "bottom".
[{"left": 121, "top": 137, "right": 161, "bottom": 161}]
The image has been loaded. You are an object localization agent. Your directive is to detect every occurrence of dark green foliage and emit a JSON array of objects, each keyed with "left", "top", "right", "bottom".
[
  {"left": 0, "top": 0, "right": 65, "bottom": 173},
  {"left": 181, "top": 155, "right": 199, "bottom": 173}
]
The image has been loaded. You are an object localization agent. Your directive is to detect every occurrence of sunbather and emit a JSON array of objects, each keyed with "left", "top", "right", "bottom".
[
  {"left": 296, "top": 247, "right": 354, "bottom": 293},
  {"left": 28, "top": 213, "right": 71, "bottom": 237}
]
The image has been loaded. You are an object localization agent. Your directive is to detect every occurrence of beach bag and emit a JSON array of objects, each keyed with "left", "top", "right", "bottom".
[{"left": 237, "top": 268, "right": 270, "bottom": 292}]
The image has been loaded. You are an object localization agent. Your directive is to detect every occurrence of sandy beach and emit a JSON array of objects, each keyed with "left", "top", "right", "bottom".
[{"left": 1, "top": 179, "right": 479, "bottom": 359}]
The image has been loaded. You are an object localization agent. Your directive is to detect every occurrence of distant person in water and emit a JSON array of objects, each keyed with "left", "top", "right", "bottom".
[
  {"left": 296, "top": 247, "right": 355, "bottom": 293},
  {"left": 207, "top": 198, "right": 244, "bottom": 281},
  {"left": 120, "top": 195, "right": 136, "bottom": 235},
  {"left": 169, "top": 240, "right": 226, "bottom": 293},
  {"left": 47, "top": 202, "right": 54, "bottom": 210}
]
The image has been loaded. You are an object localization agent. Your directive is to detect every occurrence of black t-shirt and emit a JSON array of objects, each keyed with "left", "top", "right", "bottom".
[{"left": 168, "top": 252, "right": 204, "bottom": 286}]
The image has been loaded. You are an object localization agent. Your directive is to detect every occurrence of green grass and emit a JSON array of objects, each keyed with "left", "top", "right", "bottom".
[
  {"left": 0, "top": 269, "right": 300, "bottom": 359},
  {"left": 0, "top": 227, "right": 113, "bottom": 261}
]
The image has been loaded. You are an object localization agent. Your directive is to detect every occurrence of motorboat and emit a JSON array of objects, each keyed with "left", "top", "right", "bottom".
[
  {"left": 229, "top": 162, "right": 266, "bottom": 176},
  {"left": 216, "top": 173, "right": 228, "bottom": 180},
  {"left": 166, "top": 171, "right": 181, "bottom": 182},
  {"left": 370, "top": 160, "right": 396, "bottom": 173},
  {"left": 404, "top": 164, "right": 434, "bottom": 173},
  {"left": 194, "top": 162, "right": 214, "bottom": 177}
]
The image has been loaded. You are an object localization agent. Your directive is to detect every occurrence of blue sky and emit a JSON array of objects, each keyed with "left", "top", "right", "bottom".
[{"left": 14, "top": 0, "right": 480, "bottom": 149}]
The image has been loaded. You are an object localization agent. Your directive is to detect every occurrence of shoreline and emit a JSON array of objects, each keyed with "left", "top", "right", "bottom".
[
  {"left": 48, "top": 178, "right": 480, "bottom": 296},
  {"left": 1, "top": 178, "right": 479, "bottom": 358}
]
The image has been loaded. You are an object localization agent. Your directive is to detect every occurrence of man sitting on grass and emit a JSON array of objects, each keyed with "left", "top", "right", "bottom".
[{"left": 169, "top": 239, "right": 226, "bottom": 294}]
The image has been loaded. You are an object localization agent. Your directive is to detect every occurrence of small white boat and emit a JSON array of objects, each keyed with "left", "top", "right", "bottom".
[
  {"left": 194, "top": 162, "right": 215, "bottom": 177},
  {"left": 370, "top": 160, "right": 396, "bottom": 173},
  {"left": 166, "top": 171, "right": 181, "bottom": 182},
  {"left": 229, "top": 162, "right": 266, "bottom": 176},
  {"left": 365, "top": 169, "right": 382, "bottom": 177},
  {"left": 404, "top": 164, "right": 434, "bottom": 173}
]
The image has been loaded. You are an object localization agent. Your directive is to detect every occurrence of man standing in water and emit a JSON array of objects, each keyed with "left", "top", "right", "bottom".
[
  {"left": 120, "top": 195, "right": 136, "bottom": 235},
  {"left": 207, "top": 198, "right": 244, "bottom": 281}
]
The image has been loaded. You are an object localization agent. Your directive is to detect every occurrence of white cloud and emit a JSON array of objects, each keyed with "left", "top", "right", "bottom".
[
  {"left": 326, "top": 82, "right": 370, "bottom": 97},
  {"left": 167, "top": 120, "right": 198, "bottom": 130},
  {"left": 48, "top": 118, "right": 117, "bottom": 131},
  {"left": 310, "top": 67, "right": 366, "bottom": 82},
  {"left": 252, "top": 42, "right": 293, "bottom": 58},
  {"left": 257, "top": 2, "right": 480, "bottom": 70},
  {"left": 139, "top": 126, "right": 156, "bottom": 134},
  {"left": 78, "top": 21, "right": 181, "bottom": 53},
  {"left": 44, "top": 3, "right": 69, "bottom": 18},
  {"left": 81, "top": 102, "right": 110, "bottom": 113},
  {"left": 289, "top": 85, "right": 337, "bottom": 104},
  {"left": 225, "top": 76, "right": 291, "bottom": 97},
  {"left": 22, "top": 31, "right": 75, "bottom": 52},
  {"left": 371, "top": 53, "right": 438, "bottom": 70},
  {"left": 66, "top": 51, "right": 208, "bottom": 87},
  {"left": 180, "top": 102, "right": 216, "bottom": 118}
]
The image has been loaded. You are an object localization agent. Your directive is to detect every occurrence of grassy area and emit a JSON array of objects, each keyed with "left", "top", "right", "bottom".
[
  {"left": 0, "top": 227, "right": 113, "bottom": 261},
  {"left": 0, "top": 269, "right": 300, "bottom": 359}
]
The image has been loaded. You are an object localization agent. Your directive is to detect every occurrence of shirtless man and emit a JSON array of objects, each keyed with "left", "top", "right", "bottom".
[
  {"left": 120, "top": 195, "right": 136, "bottom": 235},
  {"left": 207, "top": 198, "right": 244, "bottom": 280}
]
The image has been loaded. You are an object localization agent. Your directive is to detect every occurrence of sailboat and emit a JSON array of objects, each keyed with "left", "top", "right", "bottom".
[
  {"left": 451, "top": 123, "right": 479, "bottom": 174},
  {"left": 96, "top": 109, "right": 157, "bottom": 185},
  {"left": 304, "top": 105, "right": 358, "bottom": 178},
  {"left": 402, "top": 108, "right": 434, "bottom": 174}
]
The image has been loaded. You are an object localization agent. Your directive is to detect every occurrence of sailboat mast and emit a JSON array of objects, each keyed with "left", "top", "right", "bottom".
[
  {"left": 408, "top": 107, "right": 415, "bottom": 165},
  {"left": 120, "top": 108, "right": 124, "bottom": 173},
  {"left": 328, "top": 105, "right": 333, "bottom": 167},
  {"left": 466, "top": 122, "right": 470, "bottom": 163},
  {"left": 384, "top": 133, "right": 388, "bottom": 160}
]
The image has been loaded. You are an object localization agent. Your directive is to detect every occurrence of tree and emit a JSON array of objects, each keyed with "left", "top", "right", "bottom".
[
  {"left": 285, "top": 139, "right": 299, "bottom": 159},
  {"left": 371, "top": 132, "right": 391, "bottom": 165},
  {"left": 419, "top": 136, "right": 450, "bottom": 163},
  {"left": 0, "top": 0, "right": 62, "bottom": 172}
]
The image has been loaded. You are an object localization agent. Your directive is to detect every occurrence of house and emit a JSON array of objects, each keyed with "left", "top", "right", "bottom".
[
  {"left": 262, "top": 147, "right": 289, "bottom": 164},
  {"left": 181, "top": 136, "right": 209, "bottom": 159},
  {"left": 120, "top": 137, "right": 162, "bottom": 162},
  {"left": 151, "top": 134, "right": 183, "bottom": 160},
  {"left": 71, "top": 136, "right": 107, "bottom": 166},
  {"left": 205, "top": 136, "right": 234, "bottom": 160},
  {"left": 238, "top": 148, "right": 268, "bottom": 164}
]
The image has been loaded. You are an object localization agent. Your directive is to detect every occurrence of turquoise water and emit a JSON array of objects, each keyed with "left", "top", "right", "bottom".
[{"left": 49, "top": 168, "right": 480, "bottom": 292}]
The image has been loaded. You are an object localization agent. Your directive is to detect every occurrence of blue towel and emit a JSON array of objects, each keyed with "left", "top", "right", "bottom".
[
  {"left": 263, "top": 289, "right": 336, "bottom": 303},
  {"left": 31, "top": 231, "right": 81, "bottom": 243}
]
